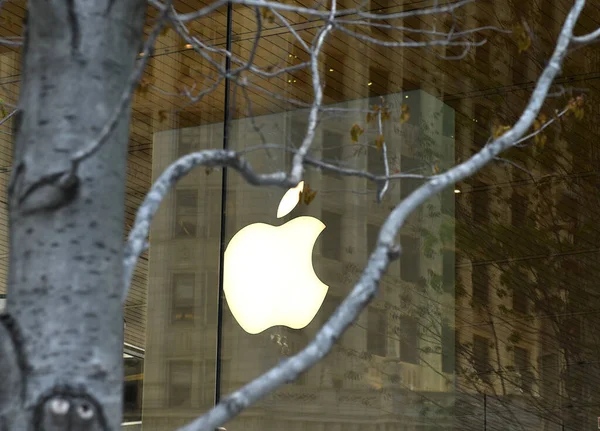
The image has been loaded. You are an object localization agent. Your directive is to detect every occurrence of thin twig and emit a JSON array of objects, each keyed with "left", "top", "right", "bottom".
[
  {"left": 571, "top": 27, "right": 600, "bottom": 44},
  {"left": 377, "top": 108, "right": 390, "bottom": 202},
  {"left": 290, "top": 0, "right": 336, "bottom": 183},
  {"left": 0, "top": 109, "right": 17, "bottom": 128}
]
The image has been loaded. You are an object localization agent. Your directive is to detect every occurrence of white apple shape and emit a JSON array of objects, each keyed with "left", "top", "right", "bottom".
[{"left": 224, "top": 182, "right": 328, "bottom": 334}]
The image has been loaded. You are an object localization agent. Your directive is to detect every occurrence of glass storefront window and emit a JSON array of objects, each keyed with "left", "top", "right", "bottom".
[{"left": 1, "top": 1, "right": 599, "bottom": 430}]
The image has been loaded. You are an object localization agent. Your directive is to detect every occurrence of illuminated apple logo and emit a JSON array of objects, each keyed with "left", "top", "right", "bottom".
[{"left": 224, "top": 182, "right": 328, "bottom": 334}]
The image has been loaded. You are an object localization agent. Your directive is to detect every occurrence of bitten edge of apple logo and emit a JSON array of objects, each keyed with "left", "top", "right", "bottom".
[{"left": 223, "top": 182, "right": 329, "bottom": 334}]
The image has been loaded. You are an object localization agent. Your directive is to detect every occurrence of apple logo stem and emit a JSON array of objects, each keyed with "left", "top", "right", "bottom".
[{"left": 224, "top": 181, "right": 329, "bottom": 334}]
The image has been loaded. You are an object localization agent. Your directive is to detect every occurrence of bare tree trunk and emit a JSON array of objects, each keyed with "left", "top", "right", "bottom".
[{"left": 0, "top": 1, "right": 145, "bottom": 429}]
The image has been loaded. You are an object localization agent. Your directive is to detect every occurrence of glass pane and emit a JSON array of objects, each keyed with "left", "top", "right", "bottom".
[
  {"left": 137, "top": 7, "right": 227, "bottom": 429},
  {"left": 219, "top": 3, "right": 456, "bottom": 430}
]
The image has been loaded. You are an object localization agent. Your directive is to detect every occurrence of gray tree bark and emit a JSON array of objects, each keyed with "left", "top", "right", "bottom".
[{"left": 0, "top": 1, "right": 145, "bottom": 429}]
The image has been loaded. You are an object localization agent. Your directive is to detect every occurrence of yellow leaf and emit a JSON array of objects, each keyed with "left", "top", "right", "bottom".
[
  {"left": 262, "top": 8, "right": 275, "bottom": 23},
  {"left": 137, "top": 77, "right": 154, "bottom": 96},
  {"left": 492, "top": 124, "right": 511, "bottom": 139},
  {"left": 350, "top": 123, "right": 364, "bottom": 142},
  {"left": 375, "top": 134, "right": 385, "bottom": 150},
  {"left": 566, "top": 94, "right": 585, "bottom": 120},
  {"left": 299, "top": 183, "right": 317, "bottom": 205},
  {"left": 400, "top": 104, "right": 411, "bottom": 124},
  {"left": 534, "top": 133, "right": 547, "bottom": 148},
  {"left": 158, "top": 110, "right": 168, "bottom": 123},
  {"left": 514, "top": 23, "right": 531, "bottom": 53},
  {"left": 380, "top": 104, "right": 391, "bottom": 122}
]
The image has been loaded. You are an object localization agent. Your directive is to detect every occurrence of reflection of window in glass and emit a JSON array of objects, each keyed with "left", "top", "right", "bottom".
[
  {"left": 177, "top": 129, "right": 196, "bottom": 157},
  {"left": 168, "top": 360, "right": 192, "bottom": 407},
  {"left": 321, "top": 211, "right": 342, "bottom": 261},
  {"left": 202, "top": 271, "right": 219, "bottom": 326},
  {"left": 174, "top": 189, "right": 198, "bottom": 238},
  {"left": 441, "top": 189, "right": 455, "bottom": 215},
  {"left": 400, "top": 156, "right": 422, "bottom": 200},
  {"left": 565, "top": 317, "right": 581, "bottom": 343},
  {"left": 123, "top": 357, "right": 143, "bottom": 422},
  {"left": 441, "top": 323, "right": 454, "bottom": 373},
  {"left": 400, "top": 235, "right": 420, "bottom": 282},
  {"left": 514, "top": 346, "right": 533, "bottom": 392},
  {"left": 471, "top": 265, "right": 489, "bottom": 306},
  {"left": 473, "top": 335, "right": 490, "bottom": 382},
  {"left": 557, "top": 192, "right": 578, "bottom": 225},
  {"left": 367, "top": 223, "right": 379, "bottom": 254},
  {"left": 471, "top": 182, "right": 490, "bottom": 224},
  {"left": 322, "top": 129, "right": 344, "bottom": 178},
  {"left": 172, "top": 273, "right": 195, "bottom": 322},
  {"left": 367, "top": 144, "right": 384, "bottom": 176},
  {"left": 201, "top": 359, "right": 216, "bottom": 405},
  {"left": 539, "top": 353, "right": 558, "bottom": 399},
  {"left": 206, "top": 188, "right": 222, "bottom": 239},
  {"left": 367, "top": 308, "right": 387, "bottom": 356},
  {"left": 511, "top": 192, "right": 527, "bottom": 226},
  {"left": 399, "top": 316, "right": 418, "bottom": 364},
  {"left": 512, "top": 284, "right": 528, "bottom": 314},
  {"left": 442, "top": 249, "right": 454, "bottom": 293}
]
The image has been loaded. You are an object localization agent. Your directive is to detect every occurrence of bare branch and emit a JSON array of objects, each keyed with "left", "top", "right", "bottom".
[
  {"left": 290, "top": 0, "right": 336, "bottom": 183},
  {"left": 336, "top": 24, "right": 488, "bottom": 49},
  {"left": 515, "top": 106, "right": 569, "bottom": 147},
  {"left": 0, "top": 109, "right": 17, "bottom": 128},
  {"left": 238, "top": 143, "right": 429, "bottom": 182},
  {"left": 169, "top": 0, "right": 474, "bottom": 22},
  {"left": 493, "top": 157, "right": 536, "bottom": 182},
  {"left": 572, "top": 27, "right": 600, "bottom": 44},
  {"left": 271, "top": 9, "right": 311, "bottom": 53},
  {"left": 150, "top": 0, "right": 228, "bottom": 22},
  {"left": 0, "top": 37, "right": 22, "bottom": 46},
  {"left": 376, "top": 108, "right": 390, "bottom": 202}
]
